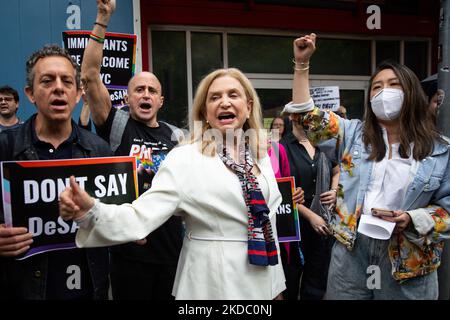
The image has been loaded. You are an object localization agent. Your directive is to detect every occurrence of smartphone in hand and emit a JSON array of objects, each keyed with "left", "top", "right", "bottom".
[{"left": 371, "top": 208, "right": 395, "bottom": 217}]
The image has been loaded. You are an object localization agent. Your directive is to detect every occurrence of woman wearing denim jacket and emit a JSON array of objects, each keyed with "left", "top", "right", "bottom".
[{"left": 285, "top": 33, "right": 450, "bottom": 299}]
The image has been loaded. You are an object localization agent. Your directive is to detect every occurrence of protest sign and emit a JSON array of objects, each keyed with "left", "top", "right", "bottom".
[
  {"left": 310, "top": 86, "right": 340, "bottom": 111},
  {"left": 62, "top": 31, "right": 137, "bottom": 107},
  {"left": 276, "top": 177, "right": 300, "bottom": 242},
  {"left": 1, "top": 156, "right": 138, "bottom": 259}
]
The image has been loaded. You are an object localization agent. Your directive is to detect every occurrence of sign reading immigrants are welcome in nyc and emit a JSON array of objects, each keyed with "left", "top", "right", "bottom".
[
  {"left": 1, "top": 157, "right": 138, "bottom": 260},
  {"left": 276, "top": 177, "right": 301, "bottom": 242},
  {"left": 62, "top": 31, "right": 137, "bottom": 108}
]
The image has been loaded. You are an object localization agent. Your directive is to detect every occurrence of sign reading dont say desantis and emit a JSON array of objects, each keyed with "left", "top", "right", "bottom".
[
  {"left": 276, "top": 177, "right": 301, "bottom": 242},
  {"left": 1, "top": 157, "right": 138, "bottom": 260}
]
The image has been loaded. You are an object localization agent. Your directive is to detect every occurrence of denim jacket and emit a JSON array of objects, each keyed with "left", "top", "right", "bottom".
[
  {"left": 0, "top": 115, "right": 112, "bottom": 299},
  {"left": 295, "top": 105, "right": 450, "bottom": 281}
]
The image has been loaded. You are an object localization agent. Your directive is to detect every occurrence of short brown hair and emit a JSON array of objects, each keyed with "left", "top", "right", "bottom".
[{"left": 26, "top": 44, "right": 81, "bottom": 90}]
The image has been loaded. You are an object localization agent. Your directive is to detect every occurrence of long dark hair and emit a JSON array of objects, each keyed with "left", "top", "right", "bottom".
[{"left": 363, "top": 60, "right": 440, "bottom": 161}]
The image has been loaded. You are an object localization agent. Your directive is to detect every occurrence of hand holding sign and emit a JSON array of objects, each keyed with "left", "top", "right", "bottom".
[
  {"left": 292, "top": 187, "right": 305, "bottom": 205},
  {"left": 0, "top": 224, "right": 33, "bottom": 257},
  {"left": 2, "top": 156, "right": 137, "bottom": 259},
  {"left": 59, "top": 176, "right": 95, "bottom": 222},
  {"left": 276, "top": 177, "right": 301, "bottom": 242}
]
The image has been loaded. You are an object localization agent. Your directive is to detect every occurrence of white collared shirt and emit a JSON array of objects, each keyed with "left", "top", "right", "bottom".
[{"left": 363, "top": 128, "right": 418, "bottom": 215}]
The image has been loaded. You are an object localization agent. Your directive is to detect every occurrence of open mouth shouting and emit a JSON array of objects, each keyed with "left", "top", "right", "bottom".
[
  {"left": 139, "top": 102, "right": 153, "bottom": 112},
  {"left": 50, "top": 98, "right": 68, "bottom": 111},
  {"left": 217, "top": 112, "right": 236, "bottom": 125}
]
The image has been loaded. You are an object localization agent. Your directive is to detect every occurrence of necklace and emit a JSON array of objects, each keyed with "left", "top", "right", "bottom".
[{"left": 299, "top": 138, "right": 309, "bottom": 143}]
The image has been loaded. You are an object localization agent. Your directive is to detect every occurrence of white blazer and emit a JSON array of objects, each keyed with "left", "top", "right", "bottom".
[{"left": 76, "top": 142, "right": 286, "bottom": 299}]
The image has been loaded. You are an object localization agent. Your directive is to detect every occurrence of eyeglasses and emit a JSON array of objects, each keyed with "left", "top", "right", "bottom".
[{"left": 0, "top": 97, "right": 14, "bottom": 103}]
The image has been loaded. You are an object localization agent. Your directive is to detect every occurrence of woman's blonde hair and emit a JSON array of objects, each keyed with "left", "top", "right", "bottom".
[{"left": 189, "top": 68, "right": 267, "bottom": 160}]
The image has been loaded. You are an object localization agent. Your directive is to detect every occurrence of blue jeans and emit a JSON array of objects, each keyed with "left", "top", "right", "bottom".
[{"left": 325, "top": 233, "right": 438, "bottom": 300}]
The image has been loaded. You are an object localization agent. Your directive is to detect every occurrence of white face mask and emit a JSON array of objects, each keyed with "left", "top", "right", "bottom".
[{"left": 370, "top": 88, "right": 404, "bottom": 121}]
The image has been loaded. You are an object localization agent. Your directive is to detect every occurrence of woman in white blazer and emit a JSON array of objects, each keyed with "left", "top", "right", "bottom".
[{"left": 59, "top": 68, "right": 289, "bottom": 300}]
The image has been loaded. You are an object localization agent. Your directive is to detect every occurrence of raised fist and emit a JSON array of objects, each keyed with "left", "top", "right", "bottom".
[
  {"left": 293, "top": 33, "right": 316, "bottom": 63},
  {"left": 97, "top": 0, "right": 116, "bottom": 16}
]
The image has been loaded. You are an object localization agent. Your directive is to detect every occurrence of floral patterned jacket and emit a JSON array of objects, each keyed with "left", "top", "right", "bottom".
[{"left": 293, "top": 104, "right": 450, "bottom": 281}]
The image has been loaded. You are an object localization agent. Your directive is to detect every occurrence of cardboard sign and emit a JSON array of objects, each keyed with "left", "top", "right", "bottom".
[
  {"left": 310, "top": 86, "right": 340, "bottom": 111},
  {"left": 62, "top": 31, "right": 137, "bottom": 108},
  {"left": 276, "top": 177, "right": 301, "bottom": 242},
  {"left": 1, "top": 156, "right": 138, "bottom": 260}
]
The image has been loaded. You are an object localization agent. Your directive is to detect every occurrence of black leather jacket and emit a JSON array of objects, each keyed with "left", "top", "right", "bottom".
[{"left": 0, "top": 115, "right": 112, "bottom": 299}]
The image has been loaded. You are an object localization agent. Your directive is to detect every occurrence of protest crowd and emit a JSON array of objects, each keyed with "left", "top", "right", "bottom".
[{"left": 1, "top": 0, "right": 449, "bottom": 301}]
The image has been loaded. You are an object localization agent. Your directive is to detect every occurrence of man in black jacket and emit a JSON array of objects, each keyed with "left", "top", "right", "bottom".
[{"left": 0, "top": 44, "right": 112, "bottom": 299}]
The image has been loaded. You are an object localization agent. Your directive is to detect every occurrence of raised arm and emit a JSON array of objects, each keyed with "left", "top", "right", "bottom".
[
  {"left": 81, "top": 0, "right": 116, "bottom": 126},
  {"left": 292, "top": 33, "right": 316, "bottom": 104},
  {"left": 78, "top": 89, "right": 92, "bottom": 130},
  {"left": 288, "top": 34, "right": 342, "bottom": 145}
]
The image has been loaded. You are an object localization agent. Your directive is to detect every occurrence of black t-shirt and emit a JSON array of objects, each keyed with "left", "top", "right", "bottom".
[{"left": 95, "top": 108, "right": 183, "bottom": 265}]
